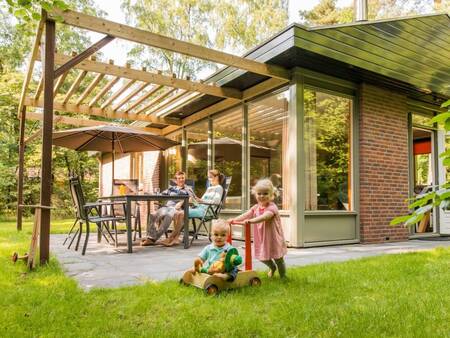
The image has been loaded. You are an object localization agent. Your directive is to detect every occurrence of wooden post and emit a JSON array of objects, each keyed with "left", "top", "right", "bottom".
[
  {"left": 39, "top": 18, "right": 55, "bottom": 265},
  {"left": 16, "top": 106, "right": 27, "bottom": 231}
]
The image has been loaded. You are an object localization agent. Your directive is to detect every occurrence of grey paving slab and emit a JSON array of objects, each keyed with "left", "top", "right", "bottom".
[{"left": 50, "top": 233, "right": 450, "bottom": 291}]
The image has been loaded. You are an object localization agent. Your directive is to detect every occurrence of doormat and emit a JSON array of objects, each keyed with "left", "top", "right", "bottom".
[{"left": 415, "top": 236, "right": 450, "bottom": 241}]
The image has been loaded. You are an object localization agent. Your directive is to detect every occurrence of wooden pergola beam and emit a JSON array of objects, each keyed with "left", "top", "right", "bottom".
[
  {"left": 112, "top": 81, "right": 149, "bottom": 111},
  {"left": 18, "top": 18, "right": 45, "bottom": 116},
  {"left": 124, "top": 84, "right": 163, "bottom": 113},
  {"left": 25, "top": 111, "right": 163, "bottom": 135},
  {"left": 38, "top": 53, "right": 243, "bottom": 100},
  {"left": 48, "top": 8, "right": 291, "bottom": 81},
  {"left": 54, "top": 35, "right": 114, "bottom": 78},
  {"left": 135, "top": 87, "right": 177, "bottom": 115},
  {"left": 53, "top": 71, "right": 69, "bottom": 97},
  {"left": 101, "top": 78, "right": 136, "bottom": 109},
  {"left": 76, "top": 72, "right": 105, "bottom": 105},
  {"left": 34, "top": 76, "right": 44, "bottom": 100},
  {"left": 89, "top": 75, "right": 120, "bottom": 107},
  {"left": 63, "top": 70, "right": 87, "bottom": 104},
  {"left": 24, "top": 97, "right": 181, "bottom": 125},
  {"left": 149, "top": 89, "right": 189, "bottom": 116}
]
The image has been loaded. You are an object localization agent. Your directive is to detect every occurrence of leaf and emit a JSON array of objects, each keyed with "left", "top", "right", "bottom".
[
  {"left": 414, "top": 204, "right": 433, "bottom": 215},
  {"left": 390, "top": 214, "right": 412, "bottom": 225},
  {"left": 430, "top": 112, "right": 450, "bottom": 124},
  {"left": 54, "top": 0, "right": 69, "bottom": 10},
  {"left": 405, "top": 214, "right": 424, "bottom": 226},
  {"left": 439, "top": 150, "right": 450, "bottom": 158},
  {"left": 442, "top": 100, "right": 450, "bottom": 108},
  {"left": 31, "top": 12, "right": 41, "bottom": 21},
  {"left": 444, "top": 158, "right": 450, "bottom": 167}
]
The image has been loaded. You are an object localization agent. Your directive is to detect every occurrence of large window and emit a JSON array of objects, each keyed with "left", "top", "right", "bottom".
[
  {"left": 166, "top": 130, "right": 182, "bottom": 181},
  {"left": 249, "top": 89, "right": 290, "bottom": 210},
  {"left": 304, "top": 89, "right": 352, "bottom": 211},
  {"left": 213, "top": 107, "right": 243, "bottom": 209},
  {"left": 187, "top": 121, "right": 209, "bottom": 197}
]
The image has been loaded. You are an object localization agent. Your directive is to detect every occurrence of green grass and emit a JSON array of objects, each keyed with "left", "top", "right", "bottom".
[{"left": 1, "top": 220, "right": 450, "bottom": 337}]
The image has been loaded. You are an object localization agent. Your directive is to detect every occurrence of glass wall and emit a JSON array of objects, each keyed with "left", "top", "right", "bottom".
[
  {"left": 187, "top": 121, "right": 209, "bottom": 197},
  {"left": 166, "top": 130, "right": 182, "bottom": 180},
  {"left": 248, "top": 89, "right": 290, "bottom": 210},
  {"left": 304, "top": 88, "right": 352, "bottom": 211},
  {"left": 213, "top": 107, "right": 243, "bottom": 209}
]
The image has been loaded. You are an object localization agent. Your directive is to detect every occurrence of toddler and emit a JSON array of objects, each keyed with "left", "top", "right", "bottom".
[
  {"left": 230, "top": 179, "right": 287, "bottom": 278},
  {"left": 188, "top": 219, "right": 241, "bottom": 281}
]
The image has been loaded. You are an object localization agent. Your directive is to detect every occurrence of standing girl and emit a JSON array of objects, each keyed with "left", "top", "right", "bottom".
[{"left": 230, "top": 179, "right": 287, "bottom": 278}]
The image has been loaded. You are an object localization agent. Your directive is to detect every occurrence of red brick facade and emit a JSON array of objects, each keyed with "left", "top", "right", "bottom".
[{"left": 359, "top": 83, "right": 410, "bottom": 243}]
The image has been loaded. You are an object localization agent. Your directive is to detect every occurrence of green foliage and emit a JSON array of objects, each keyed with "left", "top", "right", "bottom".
[
  {"left": 299, "top": 0, "right": 447, "bottom": 26},
  {"left": 391, "top": 100, "right": 450, "bottom": 227},
  {"left": 121, "top": 0, "right": 288, "bottom": 79},
  {"left": 0, "top": 0, "right": 103, "bottom": 218}
]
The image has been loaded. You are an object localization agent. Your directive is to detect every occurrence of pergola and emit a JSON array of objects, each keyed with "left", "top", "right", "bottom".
[{"left": 17, "top": 8, "right": 290, "bottom": 264}]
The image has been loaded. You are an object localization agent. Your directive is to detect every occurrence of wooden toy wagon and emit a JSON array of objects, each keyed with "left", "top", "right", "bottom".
[{"left": 180, "top": 221, "right": 261, "bottom": 295}]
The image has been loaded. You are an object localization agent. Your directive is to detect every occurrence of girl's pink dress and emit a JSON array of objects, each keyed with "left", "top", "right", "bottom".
[{"left": 244, "top": 202, "right": 287, "bottom": 261}]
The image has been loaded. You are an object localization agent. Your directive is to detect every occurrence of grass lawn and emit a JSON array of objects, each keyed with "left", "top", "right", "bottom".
[{"left": 1, "top": 220, "right": 450, "bottom": 337}]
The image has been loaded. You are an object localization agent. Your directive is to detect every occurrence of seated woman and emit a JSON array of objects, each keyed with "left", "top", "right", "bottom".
[{"left": 159, "top": 169, "right": 224, "bottom": 246}]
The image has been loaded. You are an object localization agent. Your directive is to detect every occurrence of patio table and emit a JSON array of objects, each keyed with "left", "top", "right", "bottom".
[{"left": 101, "top": 194, "right": 190, "bottom": 253}]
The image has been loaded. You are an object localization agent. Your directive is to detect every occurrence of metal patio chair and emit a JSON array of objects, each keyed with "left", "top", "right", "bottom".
[
  {"left": 189, "top": 176, "right": 232, "bottom": 245},
  {"left": 64, "top": 176, "right": 127, "bottom": 255}
]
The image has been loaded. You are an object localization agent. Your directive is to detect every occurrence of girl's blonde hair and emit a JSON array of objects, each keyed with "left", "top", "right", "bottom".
[{"left": 251, "top": 179, "right": 275, "bottom": 200}]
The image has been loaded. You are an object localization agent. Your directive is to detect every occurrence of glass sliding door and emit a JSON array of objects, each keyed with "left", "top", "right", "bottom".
[
  {"left": 213, "top": 107, "right": 243, "bottom": 210},
  {"left": 248, "top": 89, "right": 290, "bottom": 210},
  {"left": 187, "top": 121, "right": 209, "bottom": 197}
]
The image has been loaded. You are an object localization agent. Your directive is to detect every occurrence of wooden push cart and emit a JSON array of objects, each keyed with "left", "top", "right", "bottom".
[{"left": 181, "top": 221, "right": 261, "bottom": 295}]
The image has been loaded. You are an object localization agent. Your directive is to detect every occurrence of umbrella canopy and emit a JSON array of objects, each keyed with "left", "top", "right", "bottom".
[
  {"left": 52, "top": 125, "right": 178, "bottom": 153},
  {"left": 53, "top": 125, "right": 179, "bottom": 195}
]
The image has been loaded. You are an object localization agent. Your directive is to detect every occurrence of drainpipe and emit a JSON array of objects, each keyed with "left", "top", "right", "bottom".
[{"left": 354, "top": 0, "right": 368, "bottom": 21}]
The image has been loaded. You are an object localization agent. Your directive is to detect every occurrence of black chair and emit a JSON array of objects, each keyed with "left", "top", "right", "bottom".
[
  {"left": 64, "top": 176, "right": 127, "bottom": 255},
  {"left": 188, "top": 176, "right": 232, "bottom": 245}
]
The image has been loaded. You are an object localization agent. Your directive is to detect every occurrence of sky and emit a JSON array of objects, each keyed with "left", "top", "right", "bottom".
[{"left": 90, "top": 0, "right": 354, "bottom": 67}]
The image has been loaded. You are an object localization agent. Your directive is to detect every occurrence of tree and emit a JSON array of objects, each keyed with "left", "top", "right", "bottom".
[
  {"left": 299, "top": 0, "right": 448, "bottom": 26},
  {"left": 0, "top": 0, "right": 104, "bottom": 217},
  {"left": 121, "top": 0, "right": 288, "bottom": 79}
]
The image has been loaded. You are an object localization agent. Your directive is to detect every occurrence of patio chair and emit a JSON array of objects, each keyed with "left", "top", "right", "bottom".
[
  {"left": 112, "top": 179, "right": 142, "bottom": 242},
  {"left": 65, "top": 176, "right": 127, "bottom": 255},
  {"left": 189, "top": 176, "right": 232, "bottom": 245}
]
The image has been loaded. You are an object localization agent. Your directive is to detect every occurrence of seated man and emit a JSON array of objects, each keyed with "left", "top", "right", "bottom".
[{"left": 141, "top": 171, "right": 194, "bottom": 246}]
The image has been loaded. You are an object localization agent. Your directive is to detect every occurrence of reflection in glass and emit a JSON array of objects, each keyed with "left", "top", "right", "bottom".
[
  {"left": 304, "top": 89, "right": 352, "bottom": 211},
  {"left": 213, "top": 107, "right": 243, "bottom": 209},
  {"left": 249, "top": 90, "right": 289, "bottom": 210},
  {"left": 166, "top": 131, "right": 182, "bottom": 181},
  {"left": 187, "top": 121, "right": 209, "bottom": 197}
]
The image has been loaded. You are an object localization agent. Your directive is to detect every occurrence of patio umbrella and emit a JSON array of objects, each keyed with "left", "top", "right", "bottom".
[{"left": 53, "top": 125, "right": 179, "bottom": 193}]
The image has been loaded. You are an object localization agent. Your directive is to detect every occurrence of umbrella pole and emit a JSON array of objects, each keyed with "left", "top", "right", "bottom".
[{"left": 111, "top": 133, "right": 115, "bottom": 195}]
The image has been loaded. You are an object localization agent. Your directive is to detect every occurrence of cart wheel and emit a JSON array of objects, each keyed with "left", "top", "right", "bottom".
[
  {"left": 249, "top": 277, "right": 261, "bottom": 287},
  {"left": 179, "top": 278, "right": 189, "bottom": 286},
  {"left": 204, "top": 284, "right": 219, "bottom": 296},
  {"left": 12, "top": 252, "right": 18, "bottom": 263}
]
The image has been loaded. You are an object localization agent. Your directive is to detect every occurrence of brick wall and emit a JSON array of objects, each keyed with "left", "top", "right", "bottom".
[{"left": 359, "top": 83, "right": 410, "bottom": 243}]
